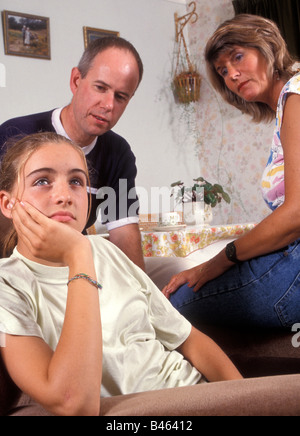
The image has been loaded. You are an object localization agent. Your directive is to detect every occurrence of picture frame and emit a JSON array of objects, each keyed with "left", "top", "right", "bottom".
[
  {"left": 2, "top": 10, "right": 51, "bottom": 60},
  {"left": 83, "top": 26, "right": 120, "bottom": 48}
]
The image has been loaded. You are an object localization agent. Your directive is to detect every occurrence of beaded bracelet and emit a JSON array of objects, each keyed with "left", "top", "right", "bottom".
[{"left": 67, "top": 273, "right": 103, "bottom": 290}]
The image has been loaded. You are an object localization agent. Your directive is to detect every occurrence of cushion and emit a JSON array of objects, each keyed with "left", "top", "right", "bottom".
[
  {"left": 100, "top": 374, "right": 300, "bottom": 416},
  {"left": 8, "top": 393, "right": 52, "bottom": 417},
  {"left": 199, "top": 325, "right": 300, "bottom": 378},
  {"left": 145, "top": 256, "right": 198, "bottom": 290},
  {"left": 0, "top": 354, "right": 21, "bottom": 416},
  {"left": 8, "top": 375, "right": 300, "bottom": 416}
]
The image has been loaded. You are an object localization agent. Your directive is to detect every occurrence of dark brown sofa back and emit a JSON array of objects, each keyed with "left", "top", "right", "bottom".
[{"left": 0, "top": 354, "right": 21, "bottom": 416}]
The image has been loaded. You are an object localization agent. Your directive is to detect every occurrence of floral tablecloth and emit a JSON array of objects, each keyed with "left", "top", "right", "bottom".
[{"left": 142, "top": 223, "right": 256, "bottom": 258}]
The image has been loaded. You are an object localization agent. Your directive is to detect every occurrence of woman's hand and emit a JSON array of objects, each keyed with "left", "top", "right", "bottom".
[
  {"left": 162, "top": 264, "right": 205, "bottom": 299},
  {"left": 162, "top": 250, "right": 234, "bottom": 299},
  {"left": 11, "top": 200, "right": 90, "bottom": 266}
]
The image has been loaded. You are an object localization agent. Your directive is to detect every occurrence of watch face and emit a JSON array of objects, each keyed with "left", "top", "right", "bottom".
[
  {"left": 228, "top": 244, "right": 235, "bottom": 257},
  {"left": 226, "top": 242, "right": 236, "bottom": 261}
]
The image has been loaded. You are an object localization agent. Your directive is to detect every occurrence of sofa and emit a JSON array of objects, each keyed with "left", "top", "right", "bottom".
[{"left": 1, "top": 325, "right": 300, "bottom": 416}]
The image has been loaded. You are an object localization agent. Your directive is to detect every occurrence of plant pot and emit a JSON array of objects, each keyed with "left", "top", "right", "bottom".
[
  {"left": 204, "top": 204, "right": 213, "bottom": 225},
  {"left": 183, "top": 203, "right": 212, "bottom": 226},
  {"left": 173, "top": 71, "right": 201, "bottom": 104}
]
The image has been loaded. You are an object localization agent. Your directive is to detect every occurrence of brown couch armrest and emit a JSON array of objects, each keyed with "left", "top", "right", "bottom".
[
  {"left": 6, "top": 375, "right": 300, "bottom": 416},
  {"left": 100, "top": 375, "right": 300, "bottom": 416}
]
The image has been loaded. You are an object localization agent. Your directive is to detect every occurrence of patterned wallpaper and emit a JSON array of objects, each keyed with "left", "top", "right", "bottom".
[{"left": 179, "top": 0, "right": 274, "bottom": 225}]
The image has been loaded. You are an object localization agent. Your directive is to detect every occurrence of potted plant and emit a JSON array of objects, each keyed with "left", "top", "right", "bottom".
[
  {"left": 172, "top": 70, "right": 201, "bottom": 105},
  {"left": 171, "top": 177, "right": 231, "bottom": 225},
  {"left": 173, "top": 3, "right": 201, "bottom": 105}
]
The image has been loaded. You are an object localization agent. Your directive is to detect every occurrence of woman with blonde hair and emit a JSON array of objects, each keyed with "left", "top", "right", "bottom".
[
  {"left": 205, "top": 14, "right": 296, "bottom": 123},
  {"left": 163, "top": 15, "right": 300, "bottom": 329},
  {"left": 0, "top": 132, "right": 241, "bottom": 416}
]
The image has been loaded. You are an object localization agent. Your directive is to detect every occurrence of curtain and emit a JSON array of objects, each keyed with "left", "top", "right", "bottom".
[{"left": 232, "top": 0, "right": 300, "bottom": 59}]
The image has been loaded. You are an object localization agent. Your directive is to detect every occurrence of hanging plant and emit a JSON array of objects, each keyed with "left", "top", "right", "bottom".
[{"left": 173, "top": 1, "right": 201, "bottom": 104}]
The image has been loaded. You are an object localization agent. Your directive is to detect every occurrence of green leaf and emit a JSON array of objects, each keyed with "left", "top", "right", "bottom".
[
  {"left": 222, "top": 192, "right": 231, "bottom": 204},
  {"left": 204, "top": 183, "right": 213, "bottom": 191},
  {"left": 171, "top": 180, "right": 184, "bottom": 187},
  {"left": 213, "top": 184, "right": 224, "bottom": 193}
]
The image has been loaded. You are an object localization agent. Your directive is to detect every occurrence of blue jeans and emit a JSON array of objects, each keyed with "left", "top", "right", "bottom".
[{"left": 170, "top": 240, "right": 300, "bottom": 329}]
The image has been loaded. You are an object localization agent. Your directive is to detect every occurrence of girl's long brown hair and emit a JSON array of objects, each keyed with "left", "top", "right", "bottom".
[{"left": 0, "top": 132, "right": 91, "bottom": 257}]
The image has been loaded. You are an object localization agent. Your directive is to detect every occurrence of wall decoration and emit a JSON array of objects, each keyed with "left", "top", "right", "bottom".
[
  {"left": 172, "top": 1, "right": 201, "bottom": 104},
  {"left": 2, "top": 10, "right": 50, "bottom": 60},
  {"left": 83, "top": 26, "right": 120, "bottom": 48}
]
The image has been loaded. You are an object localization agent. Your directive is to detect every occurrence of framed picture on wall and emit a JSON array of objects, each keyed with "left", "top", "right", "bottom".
[
  {"left": 83, "top": 26, "right": 120, "bottom": 48},
  {"left": 2, "top": 10, "right": 51, "bottom": 60}
]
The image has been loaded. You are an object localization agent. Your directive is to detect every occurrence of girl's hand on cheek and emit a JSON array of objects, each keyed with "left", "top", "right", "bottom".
[{"left": 12, "top": 200, "right": 90, "bottom": 266}]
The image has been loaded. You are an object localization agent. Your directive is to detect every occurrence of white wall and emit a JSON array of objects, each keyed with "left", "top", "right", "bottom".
[{"left": 0, "top": 0, "right": 199, "bottom": 214}]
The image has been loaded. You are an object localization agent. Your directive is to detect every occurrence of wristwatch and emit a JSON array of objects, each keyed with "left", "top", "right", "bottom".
[{"left": 225, "top": 241, "right": 242, "bottom": 264}]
